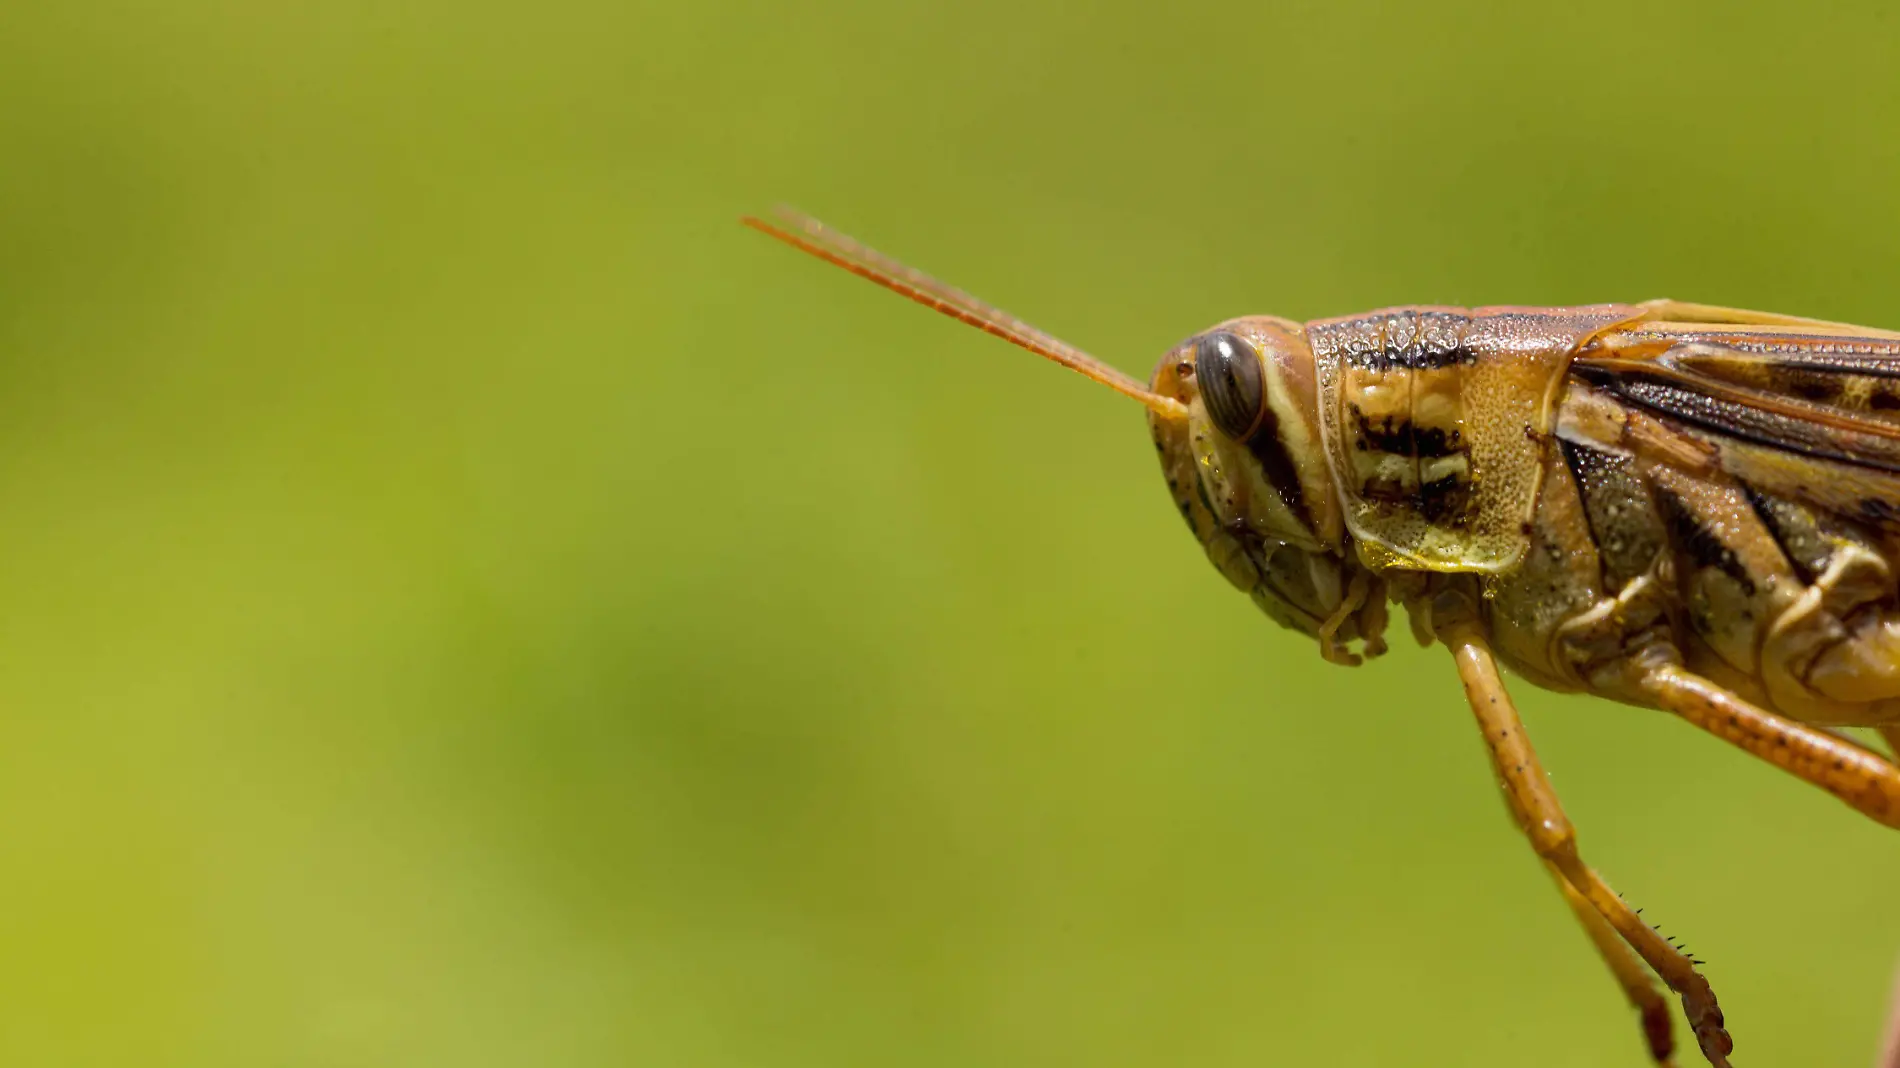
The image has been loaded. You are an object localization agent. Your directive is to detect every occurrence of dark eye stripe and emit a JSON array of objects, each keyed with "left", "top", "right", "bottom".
[
  {"left": 1194, "top": 332, "right": 1311, "bottom": 534},
  {"left": 1243, "top": 399, "right": 1310, "bottom": 533}
]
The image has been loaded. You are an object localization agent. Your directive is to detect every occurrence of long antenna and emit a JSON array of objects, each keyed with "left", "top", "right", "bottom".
[{"left": 742, "top": 207, "right": 1189, "bottom": 420}]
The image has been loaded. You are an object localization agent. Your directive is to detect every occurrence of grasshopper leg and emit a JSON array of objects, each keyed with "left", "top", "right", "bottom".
[
  {"left": 1881, "top": 958, "right": 1900, "bottom": 1068},
  {"left": 1636, "top": 665, "right": 1900, "bottom": 829},
  {"left": 1544, "top": 860, "right": 1678, "bottom": 1065},
  {"left": 1440, "top": 620, "right": 1730, "bottom": 1067}
]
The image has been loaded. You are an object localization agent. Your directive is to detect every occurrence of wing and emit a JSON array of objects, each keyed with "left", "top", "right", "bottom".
[{"left": 1567, "top": 309, "right": 1900, "bottom": 531}]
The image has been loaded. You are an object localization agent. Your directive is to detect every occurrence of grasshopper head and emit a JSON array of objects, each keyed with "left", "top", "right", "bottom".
[
  {"left": 741, "top": 211, "right": 1385, "bottom": 663},
  {"left": 1149, "top": 317, "right": 1385, "bottom": 664}
]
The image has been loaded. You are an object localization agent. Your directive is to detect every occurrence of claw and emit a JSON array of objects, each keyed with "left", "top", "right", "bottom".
[{"left": 1682, "top": 991, "right": 1732, "bottom": 1067}]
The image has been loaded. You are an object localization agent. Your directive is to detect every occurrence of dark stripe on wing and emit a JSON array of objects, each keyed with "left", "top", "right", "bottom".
[{"left": 1572, "top": 363, "right": 1900, "bottom": 475}]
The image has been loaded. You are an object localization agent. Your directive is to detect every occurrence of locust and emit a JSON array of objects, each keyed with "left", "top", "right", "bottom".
[{"left": 743, "top": 206, "right": 1900, "bottom": 1067}]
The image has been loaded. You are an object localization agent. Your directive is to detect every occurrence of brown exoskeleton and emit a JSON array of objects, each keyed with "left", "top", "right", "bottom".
[{"left": 745, "top": 207, "right": 1900, "bottom": 1067}]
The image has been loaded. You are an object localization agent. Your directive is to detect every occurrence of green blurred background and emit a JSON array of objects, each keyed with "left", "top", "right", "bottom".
[{"left": 2, "top": 1, "right": 1898, "bottom": 1065}]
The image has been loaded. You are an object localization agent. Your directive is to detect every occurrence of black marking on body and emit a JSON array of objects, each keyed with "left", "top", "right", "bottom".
[
  {"left": 1738, "top": 482, "right": 1828, "bottom": 584},
  {"left": 1349, "top": 406, "right": 1463, "bottom": 458},
  {"left": 1858, "top": 497, "right": 1900, "bottom": 525},
  {"left": 1654, "top": 485, "right": 1757, "bottom": 597},
  {"left": 1350, "top": 340, "right": 1475, "bottom": 372},
  {"left": 1341, "top": 311, "right": 1475, "bottom": 372},
  {"left": 1560, "top": 439, "right": 1641, "bottom": 588},
  {"left": 1358, "top": 472, "right": 1473, "bottom": 524},
  {"left": 1415, "top": 474, "right": 1471, "bottom": 523}
]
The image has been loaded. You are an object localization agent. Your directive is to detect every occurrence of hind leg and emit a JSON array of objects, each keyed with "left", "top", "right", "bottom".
[{"left": 1636, "top": 664, "right": 1900, "bottom": 829}]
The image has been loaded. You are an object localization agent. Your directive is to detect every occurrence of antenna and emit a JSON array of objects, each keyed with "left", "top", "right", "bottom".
[{"left": 743, "top": 207, "right": 1188, "bottom": 420}]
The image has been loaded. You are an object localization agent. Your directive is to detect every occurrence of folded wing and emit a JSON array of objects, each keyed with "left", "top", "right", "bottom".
[{"left": 1569, "top": 316, "right": 1900, "bottom": 532}]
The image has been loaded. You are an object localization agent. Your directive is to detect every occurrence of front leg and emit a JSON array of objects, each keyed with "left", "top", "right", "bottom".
[{"left": 1438, "top": 618, "right": 1731, "bottom": 1066}]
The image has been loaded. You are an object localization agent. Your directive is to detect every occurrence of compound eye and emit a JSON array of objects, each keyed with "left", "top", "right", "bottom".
[{"left": 1195, "top": 332, "right": 1266, "bottom": 440}]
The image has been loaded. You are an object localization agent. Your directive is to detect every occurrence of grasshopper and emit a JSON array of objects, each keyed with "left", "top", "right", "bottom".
[{"left": 746, "top": 207, "right": 1900, "bottom": 1067}]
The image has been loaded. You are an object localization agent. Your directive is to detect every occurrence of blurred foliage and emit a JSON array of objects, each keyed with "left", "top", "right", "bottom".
[{"left": 1, "top": 0, "right": 1898, "bottom": 1065}]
